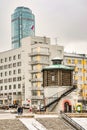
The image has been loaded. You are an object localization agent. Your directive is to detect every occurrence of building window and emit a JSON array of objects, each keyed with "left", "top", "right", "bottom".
[
  {"left": 72, "top": 59, "right": 75, "bottom": 64},
  {"left": 13, "top": 92, "right": 16, "bottom": 95},
  {"left": 52, "top": 75, "right": 55, "bottom": 81},
  {"left": 9, "top": 93, "right": 12, "bottom": 95},
  {"left": 9, "top": 85, "right": 11, "bottom": 89},
  {"left": 4, "top": 65, "right": 8, "bottom": 69},
  {"left": 68, "top": 59, "right": 71, "bottom": 64},
  {"left": 17, "top": 77, "right": 21, "bottom": 81},
  {"left": 4, "top": 79, "right": 7, "bottom": 83},
  {"left": 0, "top": 86, "right": 3, "bottom": 90},
  {"left": 13, "top": 84, "right": 16, "bottom": 89},
  {"left": 13, "top": 77, "right": 16, "bottom": 82},
  {"left": 78, "top": 60, "right": 81, "bottom": 64},
  {"left": 18, "top": 69, "right": 21, "bottom": 74},
  {"left": 5, "top": 72, "right": 7, "bottom": 76},
  {"left": 8, "top": 64, "right": 12, "bottom": 68},
  {"left": 13, "top": 63, "right": 16, "bottom": 67},
  {"left": 32, "top": 90, "right": 37, "bottom": 96},
  {"left": 18, "top": 54, "right": 21, "bottom": 59},
  {"left": 13, "top": 70, "right": 16, "bottom": 74},
  {"left": 5, "top": 58, "right": 7, "bottom": 62},
  {"left": 17, "top": 62, "right": 21, "bottom": 66},
  {"left": 9, "top": 57, "right": 12, "bottom": 61},
  {"left": 0, "top": 80, "right": 3, "bottom": 84},
  {"left": 1, "top": 59, "right": 3, "bottom": 63},
  {"left": 0, "top": 66, "right": 3, "bottom": 70},
  {"left": 18, "top": 92, "right": 21, "bottom": 95},
  {"left": 9, "top": 71, "right": 12, "bottom": 75},
  {"left": 0, "top": 72, "right": 3, "bottom": 77},
  {"left": 18, "top": 84, "right": 21, "bottom": 89},
  {"left": 13, "top": 55, "right": 16, "bottom": 60},
  {"left": 5, "top": 86, "right": 7, "bottom": 90},
  {"left": 8, "top": 78, "right": 12, "bottom": 82}
]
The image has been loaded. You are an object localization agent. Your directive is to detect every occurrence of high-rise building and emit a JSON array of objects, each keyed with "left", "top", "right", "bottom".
[{"left": 11, "top": 6, "right": 35, "bottom": 49}]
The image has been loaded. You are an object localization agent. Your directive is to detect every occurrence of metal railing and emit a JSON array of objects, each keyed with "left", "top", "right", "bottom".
[
  {"left": 61, "top": 113, "right": 85, "bottom": 130},
  {"left": 45, "top": 86, "right": 74, "bottom": 105}
]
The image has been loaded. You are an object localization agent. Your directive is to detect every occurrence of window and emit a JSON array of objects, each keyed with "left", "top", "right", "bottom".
[
  {"left": 9, "top": 71, "right": 12, "bottom": 75},
  {"left": 18, "top": 84, "right": 21, "bottom": 89},
  {"left": 1, "top": 59, "right": 3, "bottom": 63},
  {"left": 0, "top": 80, "right": 3, "bottom": 84},
  {"left": 13, "top": 63, "right": 16, "bottom": 67},
  {"left": 18, "top": 69, "right": 21, "bottom": 74},
  {"left": 72, "top": 59, "right": 75, "bottom": 64},
  {"left": 0, "top": 72, "right": 3, "bottom": 77},
  {"left": 18, "top": 54, "right": 21, "bottom": 59},
  {"left": 5, "top": 58, "right": 7, "bottom": 62},
  {"left": 4, "top": 93, "right": 7, "bottom": 96},
  {"left": 0, "top": 66, "right": 3, "bottom": 70},
  {"left": 34, "top": 41, "right": 37, "bottom": 44},
  {"left": 13, "top": 84, "right": 16, "bottom": 89},
  {"left": 52, "top": 76, "right": 55, "bottom": 81},
  {"left": 18, "top": 92, "right": 21, "bottom": 95},
  {"left": 8, "top": 78, "right": 12, "bottom": 82},
  {"left": 5, "top": 86, "right": 7, "bottom": 90},
  {"left": 68, "top": 59, "right": 71, "bottom": 64},
  {"left": 17, "top": 62, "right": 21, "bottom": 66},
  {"left": 78, "top": 60, "right": 81, "bottom": 64},
  {"left": 4, "top": 79, "right": 7, "bottom": 83},
  {"left": 17, "top": 77, "right": 21, "bottom": 81},
  {"left": 32, "top": 90, "right": 37, "bottom": 96},
  {"left": 9, "top": 85, "right": 11, "bottom": 89},
  {"left": 8, "top": 64, "right": 12, "bottom": 68},
  {"left": 0, "top": 86, "right": 3, "bottom": 90},
  {"left": 13, "top": 92, "right": 16, "bottom": 95},
  {"left": 9, "top": 93, "right": 12, "bottom": 95},
  {"left": 13, "top": 55, "right": 16, "bottom": 60},
  {"left": 13, "top": 70, "right": 16, "bottom": 74},
  {"left": 5, "top": 72, "right": 7, "bottom": 76},
  {"left": 9, "top": 57, "right": 12, "bottom": 61},
  {"left": 13, "top": 77, "right": 16, "bottom": 82},
  {"left": 4, "top": 65, "right": 8, "bottom": 69}
]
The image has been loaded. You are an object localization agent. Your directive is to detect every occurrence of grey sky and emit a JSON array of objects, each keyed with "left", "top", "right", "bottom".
[{"left": 0, "top": 0, "right": 87, "bottom": 53}]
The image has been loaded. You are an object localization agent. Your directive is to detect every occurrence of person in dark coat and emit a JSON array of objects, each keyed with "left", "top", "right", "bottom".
[{"left": 20, "top": 106, "right": 23, "bottom": 114}]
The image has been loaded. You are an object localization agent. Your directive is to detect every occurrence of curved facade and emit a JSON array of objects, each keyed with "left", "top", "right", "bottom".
[{"left": 11, "top": 6, "right": 35, "bottom": 49}]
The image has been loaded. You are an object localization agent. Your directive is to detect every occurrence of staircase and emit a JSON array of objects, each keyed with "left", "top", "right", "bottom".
[{"left": 40, "top": 85, "right": 77, "bottom": 111}]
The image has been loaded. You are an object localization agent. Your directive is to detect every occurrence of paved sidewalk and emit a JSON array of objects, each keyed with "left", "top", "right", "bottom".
[
  {"left": 0, "top": 111, "right": 76, "bottom": 130},
  {"left": 0, "top": 119, "right": 29, "bottom": 130}
]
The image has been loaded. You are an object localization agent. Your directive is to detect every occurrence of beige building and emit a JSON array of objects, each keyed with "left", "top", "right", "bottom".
[
  {"left": 64, "top": 52, "right": 87, "bottom": 105},
  {"left": 0, "top": 36, "right": 64, "bottom": 107}
]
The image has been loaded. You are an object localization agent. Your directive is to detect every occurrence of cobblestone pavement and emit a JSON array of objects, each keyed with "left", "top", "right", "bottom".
[
  {"left": 37, "top": 117, "right": 76, "bottom": 130},
  {"left": 0, "top": 119, "right": 29, "bottom": 130}
]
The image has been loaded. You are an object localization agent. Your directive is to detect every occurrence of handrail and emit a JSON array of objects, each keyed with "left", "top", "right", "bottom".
[
  {"left": 45, "top": 86, "right": 75, "bottom": 106},
  {"left": 61, "top": 113, "right": 85, "bottom": 130},
  {"left": 40, "top": 86, "right": 76, "bottom": 110}
]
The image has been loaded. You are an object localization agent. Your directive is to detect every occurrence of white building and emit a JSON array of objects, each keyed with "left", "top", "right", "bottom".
[{"left": 0, "top": 36, "right": 64, "bottom": 107}]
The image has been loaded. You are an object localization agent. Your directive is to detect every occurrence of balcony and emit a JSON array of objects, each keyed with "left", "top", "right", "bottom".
[
  {"left": 29, "top": 52, "right": 50, "bottom": 56},
  {"left": 30, "top": 78, "right": 43, "bottom": 82},
  {"left": 32, "top": 95, "right": 43, "bottom": 100},
  {"left": 29, "top": 70, "right": 41, "bottom": 74},
  {"left": 0, "top": 95, "right": 8, "bottom": 100},
  {"left": 32, "top": 86, "right": 43, "bottom": 91},
  {"left": 29, "top": 60, "right": 50, "bottom": 65}
]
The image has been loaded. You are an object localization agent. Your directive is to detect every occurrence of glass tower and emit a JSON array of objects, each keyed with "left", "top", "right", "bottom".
[{"left": 11, "top": 6, "right": 35, "bottom": 49}]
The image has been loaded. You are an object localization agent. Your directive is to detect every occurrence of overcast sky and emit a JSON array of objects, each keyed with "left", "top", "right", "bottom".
[{"left": 0, "top": 0, "right": 87, "bottom": 53}]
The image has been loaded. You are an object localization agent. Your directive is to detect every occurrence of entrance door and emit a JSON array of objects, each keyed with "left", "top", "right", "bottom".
[{"left": 64, "top": 102, "right": 71, "bottom": 112}]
